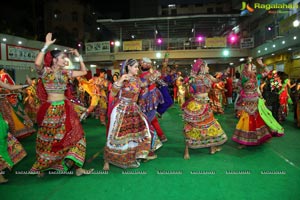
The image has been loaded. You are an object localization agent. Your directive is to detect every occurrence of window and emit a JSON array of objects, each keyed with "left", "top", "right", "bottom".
[
  {"left": 72, "top": 11, "right": 78, "bottom": 22},
  {"left": 171, "top": 9, "right": 177, "bottom": 16},
  {"left": 162, "top": 10, "right": 168, "bottom": 16},
  {"left": 195, "top": 3, "right": 203, "bottom": 7},
  {"left": 216, "top": 7, "right": 223, "bottom": 13},
  {"left": 207, "top": 8, "right": 214, "bottom": 13},
  {"left": 276, "top": 63, "right": 284, "bottom": 72}
]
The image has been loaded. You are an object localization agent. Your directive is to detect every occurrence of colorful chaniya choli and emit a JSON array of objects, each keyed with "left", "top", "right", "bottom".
[
  {"left": 183, "top": 74, "right": 227, "bottom": 148},
  {"left": 0, "top": 90, "right": 35, "bottom": 139},
  {"left": 105, "top": 76, "right": 162, "bottom": 168},
  {"left": 233, "top": 71, "right": 284, "bottom": 146},
  {"left": 31, "top": 68, "right": 86, "bottom": 172},
  {"left": 0, "top": 113, "right": 27, "bottom": 171},
  {"left": 138, "top": 71, "right": 164, "bottom": 121}
]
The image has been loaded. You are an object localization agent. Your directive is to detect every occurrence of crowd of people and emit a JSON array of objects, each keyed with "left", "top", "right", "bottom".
[{"left": 1, "top": 33, "right": 300, "bottom": 183}]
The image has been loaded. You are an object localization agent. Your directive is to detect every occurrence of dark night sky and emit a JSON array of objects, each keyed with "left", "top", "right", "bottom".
[
  {"left": 0, "top": 0, "right": 131, "bottom": 39},
  {"left": 88, "top": 0, "right": 130, "bottom": 18}
]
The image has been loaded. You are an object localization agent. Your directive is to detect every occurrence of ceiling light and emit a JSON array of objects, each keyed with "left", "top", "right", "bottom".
[
  {"left": 293, "top": 19, "right": 299, "bottom": 27},
  {"left": 115, "top": 41, "right": 120, "bottom": 47}
]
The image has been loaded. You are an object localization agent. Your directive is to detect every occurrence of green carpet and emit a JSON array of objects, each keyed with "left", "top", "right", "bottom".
[{"left": 1, "top": 104, "right": 300, "bottom": 200}]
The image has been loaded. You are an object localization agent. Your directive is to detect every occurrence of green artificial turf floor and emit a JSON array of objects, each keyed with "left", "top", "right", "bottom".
[{"left": 1, "top": 104, "right": 300, "bottom": 200}]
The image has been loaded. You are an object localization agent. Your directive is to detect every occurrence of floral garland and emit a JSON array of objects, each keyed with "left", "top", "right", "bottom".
[{"left": 269, "top": 70, "right": 282, "bottom": 91}]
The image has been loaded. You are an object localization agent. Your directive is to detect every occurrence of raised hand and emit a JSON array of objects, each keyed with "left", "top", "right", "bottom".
[
  {"left": 247, "top": 57, "right": 253, "bottom": 63},
  {"left": 68, "top": 48, "right": 80, "bottom": 57},
  {"left": 45, "top": 33, "right": 56, "bottom": 46},
  {"left": 256, "top": 57, "right": 264, "bottom": 66}
]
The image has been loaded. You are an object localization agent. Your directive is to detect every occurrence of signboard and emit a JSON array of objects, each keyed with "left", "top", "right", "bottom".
[
  {"left": 85, "top": 41, "right": 110, "bottom": 53},
  {"left": 205, "top": 37, "right": 226, "bottom": 48},
  {"left": 6, "top": 45, "right": 39, "bottom": 62},
  {"left": 123, "top": 40, "right": 142, "bottom": 51},
  {"left": 240, "top": 37, "right": 254, "bottom": 49},
  {"left": 292, "top": 50, "right": 300, "bottom": 59}
]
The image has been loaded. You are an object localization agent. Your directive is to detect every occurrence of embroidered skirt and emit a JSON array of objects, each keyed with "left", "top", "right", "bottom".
[
  {"left": 31, "top": 100, "right": 85, "bottom": 172},
  {"left": 182, "top": 97, "right": 227, "bottom": 148},
  {"left": 104, "top": 98, "right": 161, "bottom": 168}
]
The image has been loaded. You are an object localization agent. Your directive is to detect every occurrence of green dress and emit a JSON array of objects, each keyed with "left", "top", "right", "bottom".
[{"left": 0, "top": 113, "right": 26, "bottom": 171}]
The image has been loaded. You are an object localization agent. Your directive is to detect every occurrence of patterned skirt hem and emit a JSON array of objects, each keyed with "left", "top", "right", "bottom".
[
  {"left": 106, "top": 160, "right": 141, "bottom": 169},
  {"left": 30, "top": 154, "right": 84, "bottom": 173},
  {"left": 186, "top": 135, "right": 227, "bottom": 149},
  {"left": 232, "top": 134, "right": 272, "bottom": 146}
]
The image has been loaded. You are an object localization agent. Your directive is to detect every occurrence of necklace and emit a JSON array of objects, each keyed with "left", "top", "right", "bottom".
[{"left": 128, "top": 75, "right": 136, "bottom": 82}]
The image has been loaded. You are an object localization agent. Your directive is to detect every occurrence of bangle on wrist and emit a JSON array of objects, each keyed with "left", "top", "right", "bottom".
[
  {"left": 22, "top": 84, "right": 29, "bottom": 89},
  {"left": 41, "top": 45, "right": 49, "bottom": 53},
  {"left": 78, "top": 55, "right": 83, "bottom": 62}
]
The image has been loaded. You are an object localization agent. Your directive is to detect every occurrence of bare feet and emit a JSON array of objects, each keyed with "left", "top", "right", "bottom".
[
  {"left": 184, "top": 145, "right": 190, "bottom": 159},
  {"left": 75, "top": 168, "right": 94, "bottom": 176},
  {"left": 0, "top": 174, "right": 8, "bottom": 184},
  {"left": 210, "top": 146, "right": 222, "bottom": 154},
  {"left": 215, "top": 146, "right": 222, "bottom": 152},
  {"left": 210, "top": 146, "right": 217, "bottom": 154},
  {"left": 103, "top": 162, "right": 110, "bottom": 171},
  {"left": 159, "top": 134, "right": 168, "bottom": 143},
  {"left": 146, "top": 152, "right": 157, "bottom": 160}
]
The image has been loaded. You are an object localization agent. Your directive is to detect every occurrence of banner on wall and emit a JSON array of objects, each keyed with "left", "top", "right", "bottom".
[
  {"left": 205, "top": 37, "right": 226, "bottom": 48},
  {"left": 240, "top": 37, "right": 254, "bottom": 49},
  {"left": 292, "top": 50, "right": 300, "bottom": 59},
  {"left": 123, "top": 40, "right": 142, "bottom": 51},
  {"left": 85, "top": 41, "right": 110, "bottom": 53},
  {"left": 6, "top": 45, "right": 39, "bottom": 62}
]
